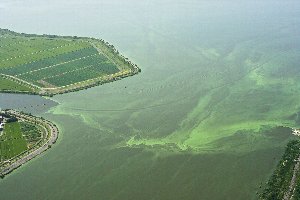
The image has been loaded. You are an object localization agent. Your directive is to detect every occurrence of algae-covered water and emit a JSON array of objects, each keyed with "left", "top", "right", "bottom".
[{"left": 1, "top": 0, "right": 300, "bottom": 199}]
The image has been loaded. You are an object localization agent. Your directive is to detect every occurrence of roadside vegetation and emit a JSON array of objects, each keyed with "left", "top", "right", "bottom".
[
  {"left": 260, "top": 140, "right": 300, "bottom": 199},
  {"left": 20, "top": 122, "right": 42, "bottom": 149}
]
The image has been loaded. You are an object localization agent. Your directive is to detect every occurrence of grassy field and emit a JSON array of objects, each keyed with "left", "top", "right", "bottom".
[
  {"left": 0, "top": 76, "right": 33, "bottom": 92},
  {"left": 0, "top": 37, "right": 90, "bottom": 68},
  {"left": 0, "top": 120, "right": 43, "bottom": 162},
  {"left": 0, "top": 122, "right": 27, "bottom": 161},
  {"left": 0, "top": 29, "right": 140, "bottom": 95}
]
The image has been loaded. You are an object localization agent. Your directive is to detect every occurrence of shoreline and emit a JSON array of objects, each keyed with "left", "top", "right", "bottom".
[
  {"left": 0, "top": 68, "right": 140, "bottom": 97},
  {"left": 0, "top": 28, "right": 141, "bottom": 97},
  {"left": 0, "top": 109, "right": 59, "bottom": 178}
]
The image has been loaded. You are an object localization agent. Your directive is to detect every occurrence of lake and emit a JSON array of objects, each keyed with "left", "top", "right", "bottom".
[{"left": 0, "top": 0, "right": 300, "bottom": 199}]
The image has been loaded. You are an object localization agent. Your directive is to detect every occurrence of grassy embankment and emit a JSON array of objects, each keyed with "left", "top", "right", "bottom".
[{"left": 0, "top": 76, "right": 33, "bottom": 93}]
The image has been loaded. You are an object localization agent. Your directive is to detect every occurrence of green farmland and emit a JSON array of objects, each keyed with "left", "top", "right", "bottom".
[
  {"left": 0, "top": 76, "right": 33, "bottom": 92},
  {"left": 0, "top": 122, "right": 27, "bottom": 161},
  {"left": 0, "top": 120, "right": 43, "bottom": 162},
  {"left": 0, "top": 28, "right": 140, "bottom": 95}
]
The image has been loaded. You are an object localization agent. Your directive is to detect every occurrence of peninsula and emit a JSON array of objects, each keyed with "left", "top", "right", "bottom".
[
  {"left": 0, "top": 109, "right": 58, "bottom": 178},
  {"left": 0, "top": 28, "right": 140, "bottom": 96}
]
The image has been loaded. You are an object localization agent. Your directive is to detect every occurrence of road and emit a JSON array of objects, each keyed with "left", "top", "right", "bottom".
[
  {"left": 0, "top": 110, "right": 59, "bottom": 178},
  {"left": 283, "top": 154, "right": 300, "bottom": 200}
]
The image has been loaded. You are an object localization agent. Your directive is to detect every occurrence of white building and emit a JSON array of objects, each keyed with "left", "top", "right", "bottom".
[{"left": 292, "top": 128, "right": 300, "bottom": 136}]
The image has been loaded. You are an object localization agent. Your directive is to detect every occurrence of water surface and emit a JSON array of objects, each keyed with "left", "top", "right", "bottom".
[{"left": 0, "top": 1, "right": 300, "bottom": 199}]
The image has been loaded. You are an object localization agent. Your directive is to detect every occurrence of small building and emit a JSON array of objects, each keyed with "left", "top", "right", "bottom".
[
  {"left": 0, "top": 123, "right": 4, "bottom": 131},
  {"left": 292, "top": 128, "right": 300, "bottom": 136}
]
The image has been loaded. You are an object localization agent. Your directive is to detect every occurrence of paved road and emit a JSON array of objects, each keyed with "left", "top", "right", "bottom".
[{"left": 283, "top": 155, "right": 300, "bottom": 200}]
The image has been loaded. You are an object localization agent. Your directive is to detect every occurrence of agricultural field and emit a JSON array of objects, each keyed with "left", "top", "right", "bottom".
[
  {"left": 0, "top": 119, "right": 43, "bottom": 162},
  {"left": 0, "top": 28, "right": 140, "bottom": 95},
  {"left": 0, "top": 122, "right": 27, "bottom": 161},
  {"left": 0, "top": 76, "right": 33, "bottom": 92}
]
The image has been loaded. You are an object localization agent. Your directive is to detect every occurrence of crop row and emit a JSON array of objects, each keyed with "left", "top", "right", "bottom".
[
  {"left": 44, "top": 62, "right": 119, "bottom": 87},
  {"left": 0, "top": 39, "right": 91, "bottom": 68},
  {"left": 19, "top": 53, "right": 107, "bottom": 82},
  {"left": 0, "top": 37, "right": 72, "bottom": 59},
  {"left": 0, "top": 47, "right": 98, "bottom": 75}
]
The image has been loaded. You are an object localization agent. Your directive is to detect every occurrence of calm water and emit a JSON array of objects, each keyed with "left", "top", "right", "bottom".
[
  {"left": 0, "top": 93, "right": 57, "bottom": 114},
  {"left": 0, "top": 1, "right": 300, "bottom": 199}
]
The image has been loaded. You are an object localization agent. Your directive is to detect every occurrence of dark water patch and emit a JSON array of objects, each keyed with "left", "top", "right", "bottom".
[
  {"left": 262, "top": 126, "right": 293, "bottom": 140},
  {"left": 209, "top": 126, "right": 295, "bottom": 153},
  {"left": 0, "top": 93, "right": 57, "bottom": 114},
  {"left": 81, "top": 148, "right": 283, "bottom": 200}
]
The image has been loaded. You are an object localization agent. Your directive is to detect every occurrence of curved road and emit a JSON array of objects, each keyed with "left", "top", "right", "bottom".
[{"left": 0, "top": 110, "right": 59, "bottom": 178}]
